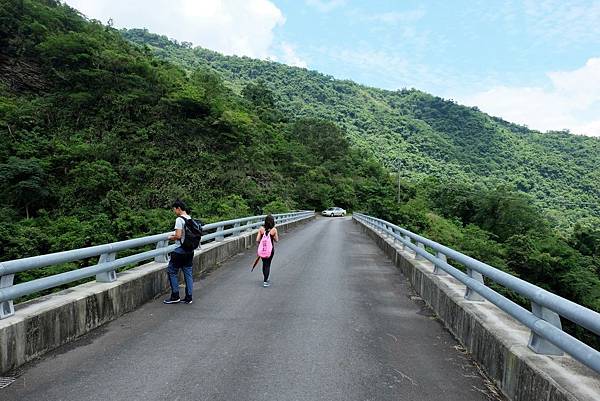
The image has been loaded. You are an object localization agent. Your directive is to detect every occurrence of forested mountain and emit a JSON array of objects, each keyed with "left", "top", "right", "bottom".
[
  {"left": 1, "top": 1, "right": 599, "bottom": 347},
  {"left": 122, "top": 29, "right": 600, "bottom": 228},
  {"left": 0, "top": 0, "right": 398, "bottom": 265}
]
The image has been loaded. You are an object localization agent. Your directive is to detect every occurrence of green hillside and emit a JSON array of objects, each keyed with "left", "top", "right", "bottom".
[
  {"left": 0, "top": 0, "right": 398, "bottom": 262},
  {"left": 1, "top": 1, "right": 599, "bottom": 346},
  {"left": 122, "top": 29, "right": 600, "bottom": 227}
]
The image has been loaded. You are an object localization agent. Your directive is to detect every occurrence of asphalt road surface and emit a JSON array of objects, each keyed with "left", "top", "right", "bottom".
[{"left": 3, "top": 217, "right": 501, "bottom": 401}]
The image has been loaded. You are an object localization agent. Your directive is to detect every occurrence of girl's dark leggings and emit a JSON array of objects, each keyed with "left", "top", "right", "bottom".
[{"left": 262, "top": 251, "right": 274, "bottom": 282}]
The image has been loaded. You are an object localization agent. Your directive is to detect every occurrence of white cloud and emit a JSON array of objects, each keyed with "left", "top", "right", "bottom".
[
  {"left": 460, "top": 58, "right": 600, "bottom": 136},
  {"left": 305, "top": 0, "right": 346, "bottom": 13},
  {"left": 365, "top": 9, "right": 425, "bottom": 25},
  {"left": 65, "top": 0, "right": 287, "bottom": 60},
  {"left": 279, "top": 42, "right": 308, "bottom": 68},
  {"left": 314, "top": 41, "right": 465, "bottom": 93},
  {"left": 328, "top": 48, "right": 409, "bottom": 77},
  {"left": 523, "top": 0, "right": 600, "bottom": 47}
]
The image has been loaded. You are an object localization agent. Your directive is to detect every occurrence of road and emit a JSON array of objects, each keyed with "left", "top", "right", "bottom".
[{"left": 3, "top": 216, "right": 501, "bottom": 401}]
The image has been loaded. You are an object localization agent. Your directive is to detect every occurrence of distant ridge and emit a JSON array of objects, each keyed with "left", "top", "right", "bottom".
[{"left": 123, "top": 28, "right": 600, "bottom": 225}]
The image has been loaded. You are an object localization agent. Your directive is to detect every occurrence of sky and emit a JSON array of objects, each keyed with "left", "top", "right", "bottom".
[{"left": 65, "top": 0, "right": 600, "bottom": 137}]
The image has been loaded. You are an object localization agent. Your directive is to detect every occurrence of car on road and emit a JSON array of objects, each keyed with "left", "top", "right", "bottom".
[{"left": 322, "top": 207, "right": 346, "bottom": 217}]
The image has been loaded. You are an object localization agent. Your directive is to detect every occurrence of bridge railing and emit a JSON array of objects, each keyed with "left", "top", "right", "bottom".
[
  {"left": 354, "top": 212, "right": 600, "bottom": 374},
  {"left": 0, "top": 211, "right": 314, "bottom": 319}
]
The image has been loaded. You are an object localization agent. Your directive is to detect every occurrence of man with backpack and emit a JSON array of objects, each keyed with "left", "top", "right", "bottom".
[{"left": 164, "top": 199, "right": 201, "bottom": 305}]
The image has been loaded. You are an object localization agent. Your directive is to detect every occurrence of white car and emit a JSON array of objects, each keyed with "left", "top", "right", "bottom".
[{"left": 322, "top": 207, "right": 346, "bottom": 217}]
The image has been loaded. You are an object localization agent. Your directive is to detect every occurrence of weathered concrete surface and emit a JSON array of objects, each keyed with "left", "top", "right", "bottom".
[
  {"left": 356, "top": 218, "right": 600, "bottom": 401},
  {"left": 2, "top": 216, "right": 499, "bottom": 401},
  {"left": 0, "top": 215, "right": 314, "bottom": 375}
]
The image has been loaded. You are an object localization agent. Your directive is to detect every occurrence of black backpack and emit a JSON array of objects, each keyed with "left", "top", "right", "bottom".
[{"left": 179, "top": 216, "right": 203, "bottom": 252}]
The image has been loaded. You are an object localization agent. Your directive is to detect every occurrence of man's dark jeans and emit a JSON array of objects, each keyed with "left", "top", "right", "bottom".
[{"left": 167, "top": 248, "right": 194, "bottom": 298}]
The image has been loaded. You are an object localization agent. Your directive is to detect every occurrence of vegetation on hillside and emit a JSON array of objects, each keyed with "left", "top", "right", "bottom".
[
  {"left": 0, "top": 0, "right": 398, "bottom": 279},
  {"left": 123, "top": 28, "right": 600, "bottom": 228},
  {"left": 1, "top": 1, "right": 599, "bottom": 347}
]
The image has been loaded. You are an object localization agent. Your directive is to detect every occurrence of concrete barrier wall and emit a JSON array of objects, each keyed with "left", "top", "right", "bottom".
[
  {"left": 0, "top": 215, "right": 314, "bottom": 375},
  {"left": 355, "top": 219, "right": 600, "bottom": 401}
]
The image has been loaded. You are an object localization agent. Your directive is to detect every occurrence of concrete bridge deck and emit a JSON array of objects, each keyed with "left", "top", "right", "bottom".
[{"left": 3, "top": 217, "right": 501, "bottom": 401}]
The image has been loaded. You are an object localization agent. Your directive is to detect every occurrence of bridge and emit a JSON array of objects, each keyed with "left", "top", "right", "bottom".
[{"left": 0, "top": 212, "right": 599, "bottom": 400}]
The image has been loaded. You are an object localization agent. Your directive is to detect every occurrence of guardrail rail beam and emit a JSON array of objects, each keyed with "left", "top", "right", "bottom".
[
  {"left": 352, "top": 212, "right": 600, "bottom": 373},
  {"left": 0, "top": 211, "right": 314, "bottom": 320}
]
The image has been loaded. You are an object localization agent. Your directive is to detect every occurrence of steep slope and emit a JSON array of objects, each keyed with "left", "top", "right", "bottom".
[
  {"left": 2, "top": 2, "right": 599, "bottom": 346},
  {"left": 0, "top": 0, "right": 396, "bottom": 262},
  {"left": 122, "top": 29, "right": 600, "bottom": 226}
]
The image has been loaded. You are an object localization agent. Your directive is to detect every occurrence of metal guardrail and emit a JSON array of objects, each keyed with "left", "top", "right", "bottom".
[
  {"left": 353, "top": 213, "right": 600, "bottom": 374},
  {"left": 0, "top": 211, "right": 314, "bottom": 319}
]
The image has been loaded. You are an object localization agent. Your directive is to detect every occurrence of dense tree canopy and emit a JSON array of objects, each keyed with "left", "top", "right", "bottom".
[
  {"left": 124, "top": 28, "right": 600, "bottom": 228},
  {"left": 1, "top": 0, "right": 599, "bottom": 348}
]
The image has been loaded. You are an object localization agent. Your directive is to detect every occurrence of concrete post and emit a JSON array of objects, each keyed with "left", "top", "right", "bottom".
[
  {"left": 404, "top": 235, "right": 411, "bottom": 253},
  {"left": 391, "top": 229, "right": 398, "bottom": 244},
  {"left": 154, "top": 240, "right": 170, "bottom": 263},
  {"left": 96, "top": 252, "right": 117, "bottom": 283},
  {"left": 233, "top": 222, "right": 240, "bottom": 236},
  {"left": 465, "top": 268, "right": 485, "bottom": 301},
  {"left": 528, "top": 303, "right": 564, "bottom": 355},
  {"left": 433, "top": 252, "right": 447, "bottom": 275},
  {"left": 245, "top": 219, "right": 253, "bottom": 232},
  {"left": 415, "top": 242, "right": 426, "bottom": 260},
  {"left": 0, "top": 273, "right": 15, "bottom": 319},
  {"left": 216, "top": 226, "right": 224, "bottom": 242}
]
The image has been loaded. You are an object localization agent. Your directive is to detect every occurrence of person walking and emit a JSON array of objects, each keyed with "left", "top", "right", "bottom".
[
  {"left": 164, "top": 199, "right": 195, "bottom": 304},
  {"left": 256, "top": 214, "right": 279, "bottom": 287}
]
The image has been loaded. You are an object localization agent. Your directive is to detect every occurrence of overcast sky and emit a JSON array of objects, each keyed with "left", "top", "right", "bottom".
[{"left": 65, "top": 0, "right": 600, "bottom": 137}]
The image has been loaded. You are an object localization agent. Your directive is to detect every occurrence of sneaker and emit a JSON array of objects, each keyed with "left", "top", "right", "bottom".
[
  {"left": 163, "top": 295, "right": 181, "bottom": 304},
  {"left": 263, "top": 281, "right": 270, "bottom": 287},
  {"left": 183, "top": 297, "right": 193, "bottom": 304}
]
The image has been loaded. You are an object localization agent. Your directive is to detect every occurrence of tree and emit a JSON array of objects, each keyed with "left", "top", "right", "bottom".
[
  {"left": 473, "top": 188, "right": 547, "bottom": 242},
  {"left": 292, "top": 118, "right": 349, "bottom": 162},
  {"left": 242, "top": 80, "right": 276, "bottom": 109},
  {"left": 571, "top": 217, "right": 600, "bottom": 257},
  {"left": 0, "top": 157, "right": 49, "bottom": 218}
]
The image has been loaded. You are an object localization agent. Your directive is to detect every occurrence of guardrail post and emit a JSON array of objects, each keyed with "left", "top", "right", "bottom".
[
  {"left": 391, "top": 228, "right": 398, "bottom": 244},
  {"left": 154, "top": 240, "right": 170, "bottom": 263},
  {"left": 96, "top": 252, "right": 117, "bottom": 283},
  {"left": 404, "top": 235, "right": 411, "bottom": 252},
  {"left": 528, "top": 303, "right": 564, "bottom": 355},
  {"left": 415, "top": 242, "right": 426, "bottom": 260},
  {"left": 216, "top": 226, "right": 225, "bottom": 242},
  {"left": 245, "top": 219, "right": 254, "bottom": 232},
  {"left": 398, "top": 233, "right": 405, "bottom": 250},
  {"left": 465, "top": 268, "right": 485, "bottom": 301},
  {"left": 233, "top": 222, "right": 241, "bottom": 236},
  {"left": 433, "top": 252, "right": 447, "bottom": 275},
  {"left": 0, "top": 273, "right": 15, "bottom": 319}
]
